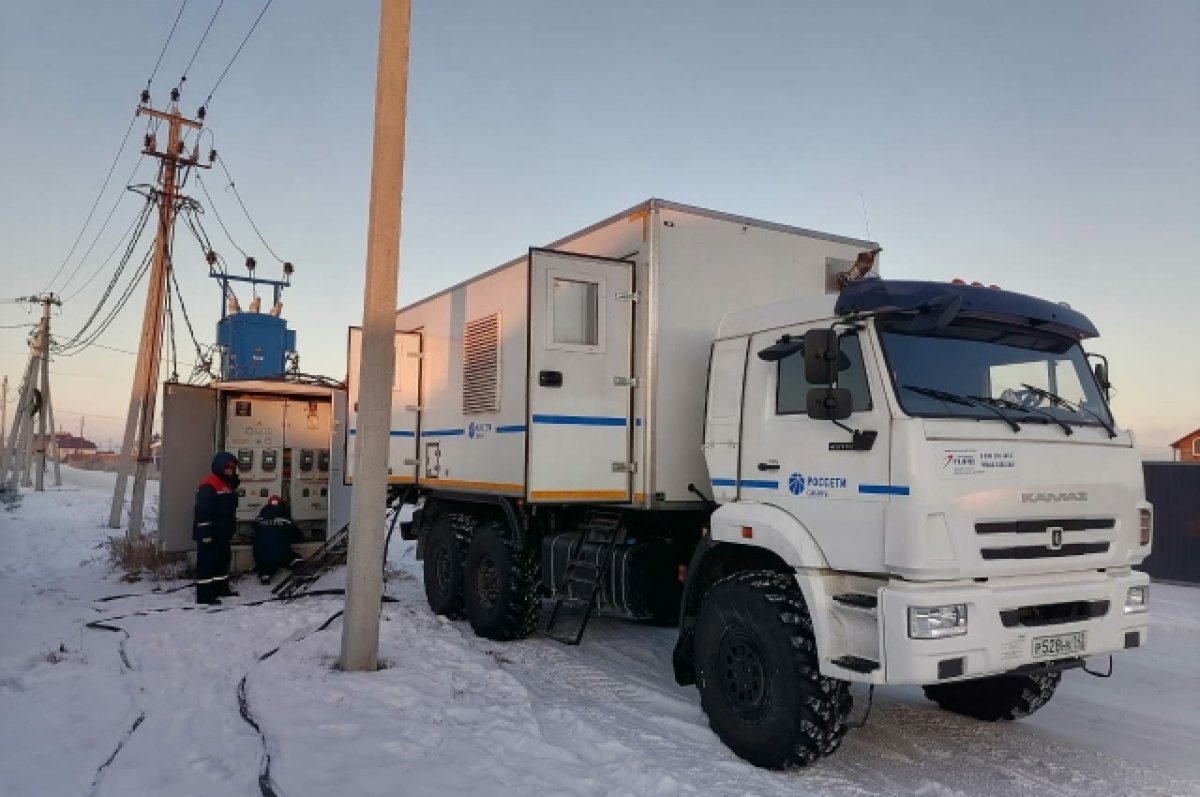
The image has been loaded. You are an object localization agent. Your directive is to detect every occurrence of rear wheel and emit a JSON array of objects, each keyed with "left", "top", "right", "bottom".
[
  {"left": 694, "top": 571, "right": 852, "bottom": 769},
  {"left": 922, "top": 671, "right": 1062, "bottom": 721},
  {"left": 463, "top": 522, "right": 541, "bottom": 641},
  {"left": 423, "top": 519, "right": 465, "bottom": 619}
]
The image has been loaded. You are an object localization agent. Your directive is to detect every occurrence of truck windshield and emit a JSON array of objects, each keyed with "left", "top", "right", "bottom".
[{"left": 876, "top": 316, "right": 1114, "bottom": 429}]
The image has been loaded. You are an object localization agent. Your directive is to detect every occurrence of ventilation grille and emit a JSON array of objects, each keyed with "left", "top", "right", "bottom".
[{"left": 462, "top": 313, "right": 500, "bottom": 414}]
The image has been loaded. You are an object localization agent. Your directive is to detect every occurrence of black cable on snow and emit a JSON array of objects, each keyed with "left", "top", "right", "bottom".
[
  {"left": 84, "top": 621, "right": 145, "bottom": 796},
  {"left": 87, "top": 711, "right": 147, "bottom": 797},
  {"left": 237, "top": 675, "right": 280, "bottom": 797}
]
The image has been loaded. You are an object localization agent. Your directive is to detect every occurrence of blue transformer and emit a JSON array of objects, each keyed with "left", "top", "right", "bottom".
[{"left": 216, "top": 311, "right": 297, "bottom": 379}]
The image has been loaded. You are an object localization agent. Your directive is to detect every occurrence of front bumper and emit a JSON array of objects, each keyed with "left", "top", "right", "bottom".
[{"left": 879, "top": 569, "right": 1149, "bottom": 685}]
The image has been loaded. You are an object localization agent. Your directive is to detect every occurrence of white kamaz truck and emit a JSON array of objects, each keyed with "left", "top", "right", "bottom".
[{"left": 346, "top": 199, "right": 1151, "bottom": 768}]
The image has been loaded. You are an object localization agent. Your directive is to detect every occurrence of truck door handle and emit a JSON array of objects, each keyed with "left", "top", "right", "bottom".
[{"left": 757, "top": 461, "right": 780, "bottom": 471}]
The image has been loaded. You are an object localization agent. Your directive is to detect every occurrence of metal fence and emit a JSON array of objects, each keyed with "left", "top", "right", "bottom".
[{"left": 1140, "top": 462, "right": 1200, "bottom": 585}]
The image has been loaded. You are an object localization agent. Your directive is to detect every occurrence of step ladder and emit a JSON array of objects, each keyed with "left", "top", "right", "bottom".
[
  {"left": 272, "top": 524, "right": 350, "bottom": 600},
  {"left": 545, "top": 509, "right": 624, "bottom": 645}
]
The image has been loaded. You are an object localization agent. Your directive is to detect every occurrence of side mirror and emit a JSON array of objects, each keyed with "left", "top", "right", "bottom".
[
  {"left": 757, "top": 334, "right": 804, "bottom": 362},
  {"left": 803, "top": 329, "right": 839, "bottom": 384},
  {"left": 1093, "top": 362, "right": 1111, "bottom": 396},
  {"left": 1086, "top": 352, "right": 1112, "bottom": 400},
  {"left": 806, "top": 387, "right": 853, "bottom": 420}
]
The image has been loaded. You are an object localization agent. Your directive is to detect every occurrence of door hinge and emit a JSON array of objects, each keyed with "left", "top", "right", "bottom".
[
  {"left": 613, "top": 376, "right": 638, "bottom": 388},
  {"left": 612, "top": 461, "right": 638, "bottom": 473},
  {"left": 615, "top": 291, "right": 639, "bottom": 302},
  {"left": 402, "top": 458, "right": 419, "bottom": 466},
  {"left": 405, "top": 404, "right": 422, "bottom": 412},
  {"left": 407, "top": 351, "right": 423, "bottom": 359}
]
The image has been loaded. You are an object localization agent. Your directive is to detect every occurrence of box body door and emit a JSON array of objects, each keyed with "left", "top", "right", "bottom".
[
  {"left": 527, "top": 249, "right": 634, "bottom": 503},
  {"left": 346, "top": 328, "right": 422, "bottom": 484}
]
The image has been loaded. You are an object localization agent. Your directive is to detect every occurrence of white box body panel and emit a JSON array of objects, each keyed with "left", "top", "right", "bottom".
[{"left": 380, "top": 200, "right": 876, "bottom": 506}]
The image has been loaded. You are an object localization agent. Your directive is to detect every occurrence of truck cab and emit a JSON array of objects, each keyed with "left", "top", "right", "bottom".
[{"left": 677, "top": 278, "right": 1150, "bottom": 766}]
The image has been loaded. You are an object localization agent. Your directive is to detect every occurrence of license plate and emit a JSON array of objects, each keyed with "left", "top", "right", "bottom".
[{"left": 1032, "top": 631, "right": 1087, "bottom": 658}]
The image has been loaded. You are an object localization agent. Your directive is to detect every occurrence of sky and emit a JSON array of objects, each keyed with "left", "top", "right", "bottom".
[{"left": 0, "top": 0, "right": 1197, "bottom": 456}]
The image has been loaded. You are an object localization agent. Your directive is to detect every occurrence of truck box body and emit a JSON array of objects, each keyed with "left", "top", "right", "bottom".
[{"left": 347, "top": 199, "right": 877, "bottom": 507}]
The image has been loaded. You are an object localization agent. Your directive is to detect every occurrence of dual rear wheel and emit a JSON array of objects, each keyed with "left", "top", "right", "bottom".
[{"left": 423, "top": 516, "right": 540, "bottom": 641}]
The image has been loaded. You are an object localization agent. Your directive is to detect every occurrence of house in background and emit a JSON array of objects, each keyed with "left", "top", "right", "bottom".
[
  {"left": 32, "top": 432, "right": 98, "bottom": 460},
  {"left": 1169, "top": 427, "right": 1200, "bottom": 462}
]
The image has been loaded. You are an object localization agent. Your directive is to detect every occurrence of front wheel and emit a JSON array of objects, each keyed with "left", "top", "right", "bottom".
[
  {"left": 463, "top": 522, "right": 541, "bottom": 641},
  {"left": 922, "top": 671, "right": 1062, "bottom": 721},
  {"left": 694, "top": 571, "right": 852, "bottom": 769},
  {"left": 423, "top": 519, "right": 466, "bottom": 619}
]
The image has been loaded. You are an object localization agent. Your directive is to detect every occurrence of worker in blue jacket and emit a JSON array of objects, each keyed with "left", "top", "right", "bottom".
[
  {"left": 252, "top": 495, "right": 305, "bottom": 584},
  {"left": 193, "top": 451, "right": 240, "bottom": 604}
]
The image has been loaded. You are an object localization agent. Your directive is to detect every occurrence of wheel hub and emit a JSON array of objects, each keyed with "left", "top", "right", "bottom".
[{"left": 716, "top": 628, "right": 768, "bottom": 719}]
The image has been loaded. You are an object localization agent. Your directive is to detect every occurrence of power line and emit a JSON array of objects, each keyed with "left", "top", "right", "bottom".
[
  {"left": 63, "top": 194, "right": 155, "bottom": 303},
  {"left": 200, "top": 0, "right": 274, "bottom": 112},
  {"left": 41, "top": 116, "right": 141, "bottom": 294},
  {"left": 147, "top": 0, "right": 190, "bottom": 90},
  {"left": 216, "top": 155, "right": 286, "bottom": 263},
  {"left": 53, "top": 156, "right": 148, "bottom": 297},
  {"left": 175, "top": 0, "right": 225, "bottom": 95},
  {"left": 195, "top": 173, "right": 248, "bottom": 257}
]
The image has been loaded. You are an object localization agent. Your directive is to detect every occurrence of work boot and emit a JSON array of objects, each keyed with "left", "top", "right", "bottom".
[
  {"left": 214, "top": 579, "right": 239, "bottom": 598},
  {"left": 196, "top": 582, "right": 221, "bottom": 605}
]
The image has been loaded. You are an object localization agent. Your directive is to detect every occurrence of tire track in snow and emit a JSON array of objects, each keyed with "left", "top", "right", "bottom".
[{"left": 464, "top": 617, "right": 1197, "bottom": 797}]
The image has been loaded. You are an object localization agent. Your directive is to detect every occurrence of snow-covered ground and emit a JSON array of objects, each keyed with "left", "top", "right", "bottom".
[{"left": 1, "top": 466, "right": 1198, "bottom": 797}]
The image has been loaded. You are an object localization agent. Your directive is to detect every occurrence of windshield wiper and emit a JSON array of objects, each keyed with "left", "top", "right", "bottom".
[
  {"left": 1020, "top": 383, "right": 1117, "bottom": 439},
  {"left": 970, "top": 395, "right": 1073, "bottom": 436},
  {"left": 903, "top": 385, "right": 1021, "bottom": 433}
]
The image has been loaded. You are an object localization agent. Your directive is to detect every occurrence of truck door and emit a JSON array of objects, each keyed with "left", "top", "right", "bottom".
[
  {"left": 346, "top": 328, "right": 422, "bottom": 485},
  {"left": 740, "top": 325, "right": 894, "bottom": 571},
  {"left": 527, "top": 248, "right": 634, "bottom": 503},
  {"left": 704, "top": 337, "right": 749, "bottom": 503}
]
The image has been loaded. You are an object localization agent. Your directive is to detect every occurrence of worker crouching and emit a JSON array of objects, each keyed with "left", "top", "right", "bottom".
[
  {"left": 252, "top": 495, "right": 305, "bottom": 585},
  {"left": 194, "top": 451, "right": 240, "bottom": 605}
]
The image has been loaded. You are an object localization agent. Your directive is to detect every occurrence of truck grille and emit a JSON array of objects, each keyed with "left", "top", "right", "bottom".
[
  {"left": 981, "top": 542, "right": 1110, "bottom": 560},
  {"left": 1000, "top": 599, "right": 1109, "bottom": 628},
  {"left": 975, "top": 517, "right": 1115, "bottom": 534}
]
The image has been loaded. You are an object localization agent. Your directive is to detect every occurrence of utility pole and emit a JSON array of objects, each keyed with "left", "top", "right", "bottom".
[
  {"left": 0, "top": 376, "right": 7, "bottom": 461},
  {"left": 0, "top": 295, "right": 60, "bottom": 492},
  {"left": 340, "top": 0, "right": 411, "bottom": 672},
  {"left": 108, "top": 90, "right": 206, "bottom": 537}
]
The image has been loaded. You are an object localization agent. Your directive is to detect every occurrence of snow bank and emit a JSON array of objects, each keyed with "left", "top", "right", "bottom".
[{"left": 1, "top": 466, "right": 1197, "bottom": 796}]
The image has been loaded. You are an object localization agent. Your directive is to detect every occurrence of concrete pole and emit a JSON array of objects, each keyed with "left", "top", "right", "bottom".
[
  {"left": 35, "top": 317, "right": 49, "bottom": 493},
  {"left": 340, "top": 0, "right": 411, "bottom": 672},
  {"left": 110, "top": 102, "right": 195, "bottom": 535},
  {"left": 44, "top": 369, "right": 61, "bottom": 487},
  {"left": 1, "top": 376, "right": 7, "bottom": 449},
  {"left": 1, "top": 355, "right": 37, "bottom": 488}
]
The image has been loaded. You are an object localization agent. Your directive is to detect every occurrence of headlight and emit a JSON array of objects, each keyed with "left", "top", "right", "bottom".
[
  {"left": 908, "top": 605, "right": 968, "bottom": 639},
  {"left": 1139, "top": 509, "right": 1152, "bottom": 546},
  {"left": 1125, "top": 586, "right": 1148, "bottom": 614}
]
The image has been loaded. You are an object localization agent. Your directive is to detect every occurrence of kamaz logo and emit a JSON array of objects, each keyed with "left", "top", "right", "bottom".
[{"left": 1022, "top": 491, "right": 1089, "bottom": 504}]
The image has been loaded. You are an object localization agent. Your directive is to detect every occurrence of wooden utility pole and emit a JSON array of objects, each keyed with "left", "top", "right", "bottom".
[
  {"left": 340, "top": 0, "right": 412, "bottom": 672},
  {"left": 108, "top": 91, "right": 205, "bottom": 537},
  {"left": 0, "top": 295, "right": 60, "bottom": 492}
]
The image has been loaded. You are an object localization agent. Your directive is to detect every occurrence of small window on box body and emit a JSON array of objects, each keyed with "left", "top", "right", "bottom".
[
  {"left": 552, "top": 278, "right": 599, "bottom": 346},
  {"left": 1193, "top": 438, "right": 1200, "bottom": 458}
]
